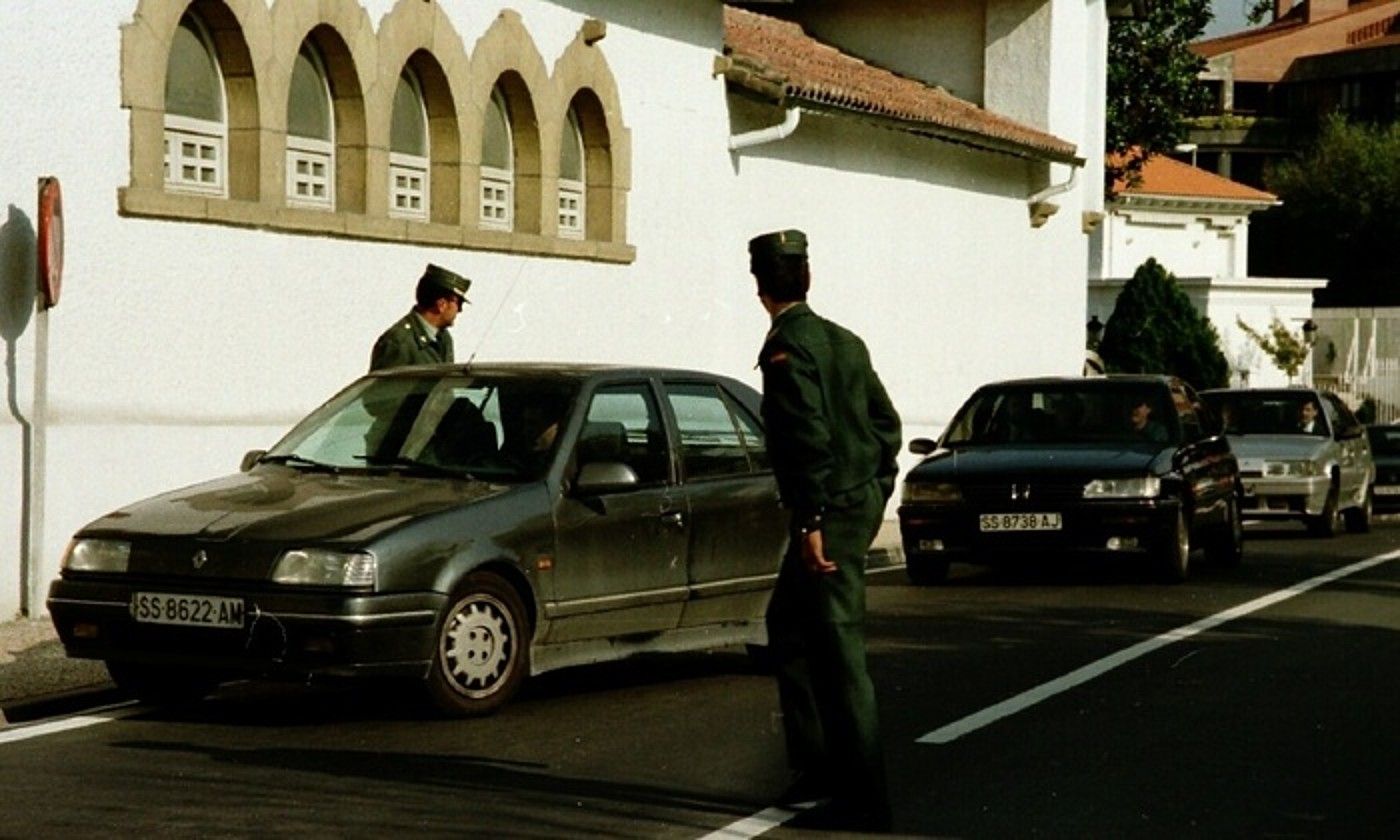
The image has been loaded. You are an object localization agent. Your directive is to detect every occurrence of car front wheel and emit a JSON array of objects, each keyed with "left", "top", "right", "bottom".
[
  {"left": 1307, "top": 483, "right": 1341, "bottom": 537},
  {"left": 1344, "top": 485, "right": 1373, "bottom": 534},
  {"left": 424, "top": 571, "right": 531, "bottom": 717},
  {"left": 1206, "top": 494, "right": 1244, "bottom": 568},
  {"left": 1154, "top": 506, "right": 1190, "bottom": 583}
]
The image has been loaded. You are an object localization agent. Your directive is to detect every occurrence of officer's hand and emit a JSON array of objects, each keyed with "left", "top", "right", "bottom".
[{"left": 800, "top": 530, "right": 837, "bottom": 575}]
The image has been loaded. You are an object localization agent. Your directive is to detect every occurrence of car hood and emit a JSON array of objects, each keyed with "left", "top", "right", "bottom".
[
  {"left": 83, "top": 466, "right": 511, "bottom": 544},
  {"left": 908, "top": 443, "right": 1168, "bottom": 481},
  {"left": 1225, "top": 435, "right": 1329, "bottom": 461}
]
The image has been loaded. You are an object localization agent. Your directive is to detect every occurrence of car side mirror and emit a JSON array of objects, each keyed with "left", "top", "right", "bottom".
[
  {"left": 574, "top": 461, "right": 640, "bottom": 494},
  {"left": 240, "top": 450, "right": 266, "bottom": 472},
  {"left": 909, "top": 438, "right": 938, "bottom": 456}
]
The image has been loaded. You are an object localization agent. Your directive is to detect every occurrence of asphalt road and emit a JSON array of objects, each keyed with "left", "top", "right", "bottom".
[{"left": 3, "top": 521, "right": 1399, "bottom": 838}]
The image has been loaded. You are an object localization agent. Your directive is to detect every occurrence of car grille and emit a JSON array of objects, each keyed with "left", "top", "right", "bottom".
[{"left": 961, "top": 482, "right": 1084, "bottom": 506}]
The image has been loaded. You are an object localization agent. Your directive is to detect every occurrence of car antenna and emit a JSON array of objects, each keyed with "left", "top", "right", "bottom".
[{"left": 466, "top": 259, "right": 529, "bottom": 367}]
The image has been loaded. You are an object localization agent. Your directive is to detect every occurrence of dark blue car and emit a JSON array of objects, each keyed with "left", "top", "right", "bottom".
[{"left": 898, "top": 375, "right": 1242, "bottom": 584}]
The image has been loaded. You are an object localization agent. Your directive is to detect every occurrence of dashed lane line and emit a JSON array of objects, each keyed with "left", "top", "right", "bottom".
[
  {"left": 702, "top": 547, "right": 1400, "bottom": 838},
  {"left": 918, "top": 547, "right": 1400, "bottom": 744}
]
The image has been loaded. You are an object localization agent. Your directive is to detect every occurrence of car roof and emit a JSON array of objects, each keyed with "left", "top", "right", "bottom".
[
  {"left": 977, "top": 374, "right": 1176, "bottom": 388},
  {"left": 1201, "top": 387, "right": 1324, "bottom": 397},
  {"left": 366, "top": 361, "right": 738, "bottom": 383}
]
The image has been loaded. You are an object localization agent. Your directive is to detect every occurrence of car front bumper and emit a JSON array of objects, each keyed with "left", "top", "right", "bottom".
[
  {"left": 898, "top": 498, "right": 1181, "bottom": 563},
  {"left": 1238, "top": 474, "right": 1330, "bottom": 519},
  {"left": 47, "top": 577, "right": 445, "bottom": 679}
]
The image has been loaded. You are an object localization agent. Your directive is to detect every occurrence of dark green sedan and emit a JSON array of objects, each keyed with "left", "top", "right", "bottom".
[{"left": 48, "top": 364, "right": 785, "bottom": 714}]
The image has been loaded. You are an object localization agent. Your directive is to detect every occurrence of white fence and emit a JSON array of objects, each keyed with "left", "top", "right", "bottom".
[{"left": 1310, "top": 310, "right": 1400, "bottom": 423}]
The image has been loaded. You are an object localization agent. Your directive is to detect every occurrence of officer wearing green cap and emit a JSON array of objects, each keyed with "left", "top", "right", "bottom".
[
  {"left": 369, "top": 263, "right": 472, "bottom": 371},
  {"left": 749, "top": 228, "right": 901, "bottom": 832}
]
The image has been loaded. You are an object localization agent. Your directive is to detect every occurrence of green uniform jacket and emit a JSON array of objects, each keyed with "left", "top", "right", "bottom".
[
  {"left": 758, "top": 303, "right": 902, "bottom": 520},
  {"left": 369, "top": 311, "right": 454, "bottom": 372}
]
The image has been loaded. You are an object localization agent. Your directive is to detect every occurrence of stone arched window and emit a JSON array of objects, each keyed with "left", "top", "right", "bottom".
[
  {"left": 480, "top": 86, "right": 514, "bottom": 231},
  {"left": 164, "top": 11, "right": 227, "bottom": 196},
  {"left": 568, "top": 88, "right": 615, "bottom": 243},
  {"left": 557, "top": 105, "right": 585, "bottom": 240},
  {"left": 389, "top": 68, "right": 429, "bottom": 220},
  {"left": 286, "top": 40, "right": 334, "bottom": 209}
]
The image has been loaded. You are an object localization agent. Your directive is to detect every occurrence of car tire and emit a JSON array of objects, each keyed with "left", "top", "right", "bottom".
[
  {"left": 1154, "top": 506, "right": 1190, "bottom": 583},
  {"left": 1307, "top": 483, "right": 1341, "bottom": 538},
  {"left": 906, "top": 554, "right": 950, "bottom": 586},
  {"left": 1344, "top": 485, "right": 1373, "bottom": 534},
  {"left": 1206, "top": 494, "right": 1244, "bottom": 568},
  {"left": 424, "top": 571, "right": 531, "bottom": 717},
  {"left": 106, "top": 661, "right": 221, "bottom": 704}
]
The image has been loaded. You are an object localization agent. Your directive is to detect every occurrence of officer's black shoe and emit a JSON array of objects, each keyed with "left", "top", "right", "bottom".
[
  {"left": 784, "top": 799, "right": 892, "bottom": 834},
  {"left": 776, "top": 772, "right": 834, "bottom": 807}
]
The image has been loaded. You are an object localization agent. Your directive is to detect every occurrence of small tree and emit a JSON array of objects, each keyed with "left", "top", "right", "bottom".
[
  {"left": 1105, "top": 0, "right": 1212, "bottom": 194},
  {"left": 1098, "top": 258, "right": 1230, "bottom": 390},
  {"left": 1236, "top": 316, "right": 1310, "bottom": 383}
]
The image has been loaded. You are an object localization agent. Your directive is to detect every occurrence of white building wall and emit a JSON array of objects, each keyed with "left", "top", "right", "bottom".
[{"left": 0, "top": 0, "right": 1100, "bottom": 618}]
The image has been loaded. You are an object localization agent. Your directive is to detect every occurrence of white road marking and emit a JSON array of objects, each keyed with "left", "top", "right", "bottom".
[
  {"left": 918, "top": 548, "right": 1400, "bottom": 744},
  {"left": 0, "top": 704, "right": 140, "bottom": 746},
  {"left": 699, "top": 807, "right": 801, "bottom": 839}
]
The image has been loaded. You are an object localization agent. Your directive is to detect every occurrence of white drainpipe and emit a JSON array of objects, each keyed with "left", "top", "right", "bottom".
[
  {"left": 729, "top": 107, "right": 801, "bottom": 151},
  {"left": 1027, "top": 164, "right": 1081, "bottom": 228}
]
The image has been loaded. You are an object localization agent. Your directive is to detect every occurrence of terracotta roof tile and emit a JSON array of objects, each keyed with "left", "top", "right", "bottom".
[
  {"left": 722, "top": 6, "right": 1080, "bottom": 164},
  {"left": 1110, "top": 153, "right": 1278, "bottom": 204},
  {"left": 1194, "top": 0, "right": 1398, "bottom": 58}
]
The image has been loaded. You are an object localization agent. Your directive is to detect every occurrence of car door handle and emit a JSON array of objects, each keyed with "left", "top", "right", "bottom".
[{"left": 659, "top": 511, "right": 685, "bottom": 527}]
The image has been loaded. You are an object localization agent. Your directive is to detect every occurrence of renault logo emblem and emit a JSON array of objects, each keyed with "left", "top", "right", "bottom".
[
  {"left": 192, "top": 550, "right": 209, "bottom": 570},
  {"left": 1011, "top": 484, "right": 1030, "bottom": 501}
]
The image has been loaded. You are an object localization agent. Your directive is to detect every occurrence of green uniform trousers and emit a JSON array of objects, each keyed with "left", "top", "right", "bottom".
[{"left": 765, "top": 477, "right": 889, "bottom": 818}]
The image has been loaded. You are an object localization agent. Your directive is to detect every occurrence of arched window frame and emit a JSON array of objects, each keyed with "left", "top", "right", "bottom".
[
  {"left": 480, "top": 87, "right": 514, "bottom": 231},
  {"left": 286, "top": 41, "right": 335, "bottom": 210},
  {"left": 389, "top": 68, "right": 430, "bottom": 221},
  {"left": 164, "top": 12, "right": 228, "bottom": 197},
  {"left": 558, "top": 105, "right": 585, "bottom": 240}
]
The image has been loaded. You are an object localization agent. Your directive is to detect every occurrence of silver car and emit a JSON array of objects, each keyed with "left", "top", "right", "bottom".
[{"left": 1201, "top": 388, "right": 1373, "bottom": 536}]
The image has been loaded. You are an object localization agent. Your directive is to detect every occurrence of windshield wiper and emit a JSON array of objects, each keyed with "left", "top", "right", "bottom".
[
  {"left": 259, "top": 453, "right": 342, "bottom": 473},
  {"left": 355, "top": 454, "right": 476, "bottom": 480}
]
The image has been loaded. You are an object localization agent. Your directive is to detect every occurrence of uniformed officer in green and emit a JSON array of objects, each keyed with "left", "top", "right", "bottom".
[
  {"left": 369, "top": 263, "right": 472, "bottom": 371},
  {"left": 750, "top": 228, "right": 902, "bottom": 832}
]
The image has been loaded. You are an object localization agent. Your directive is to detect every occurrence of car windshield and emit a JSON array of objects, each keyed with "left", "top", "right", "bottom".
[
  {"left": 943, "top": 382, "right": 1179, "bottom": 446},
  {"left": 1367, "top": 425, "right": 1400, "bottom": 455},
  {"left": 264, "top": 373, "right": 579, "bottom": 482},
  {"left": 1201, "top": 392, "right": 1330, "bottom": 437}
]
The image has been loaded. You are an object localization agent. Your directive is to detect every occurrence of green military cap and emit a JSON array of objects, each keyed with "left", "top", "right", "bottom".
[
  {"left": 419, "top": 263, "right": 472, "bottom": 303},
  {"left": 748, "top": 229, "right": 808, "bottom": 260}
]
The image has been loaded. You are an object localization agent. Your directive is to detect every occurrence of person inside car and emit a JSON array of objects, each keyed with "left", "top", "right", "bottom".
[
  {"left": 1298, "top": 398, "right": 1325, "bottom": 435},
  {"left": 1129, "top": 397, "right": 1169, "bottom": 442}
]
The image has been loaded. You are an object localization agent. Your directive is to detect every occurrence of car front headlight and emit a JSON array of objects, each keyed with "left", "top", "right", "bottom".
[
  {"left": 1263, "top": 460, "right": 1319, "bottom": 477},
  {"left": 62, "top": 539, "right": 131, "bottom": 573},
  {"left": 1083, "top": 476, "right": 1161, "bottom": 499},
  {"left": 902, "top": 482, "right": 962, "bottom": 504},
  {"left": 272, "top": 549, "right": 377, "bottom": 587}
]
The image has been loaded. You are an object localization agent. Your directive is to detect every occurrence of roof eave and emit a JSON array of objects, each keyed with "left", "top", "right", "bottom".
[{"left": 723, "top": 69, "right": 1081, "bottom": 167}]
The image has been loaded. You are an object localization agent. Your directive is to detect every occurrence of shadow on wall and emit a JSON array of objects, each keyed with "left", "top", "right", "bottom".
[
  {"left": 1, "top": 203, "right": 37, "bottom": 417},
  {"left": 1, "top": 203, "right": 37, "bottom": 618}
]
